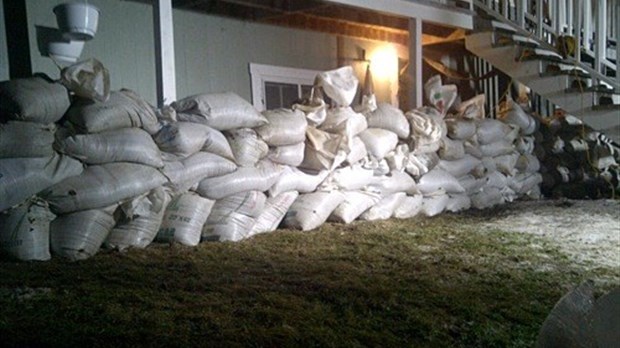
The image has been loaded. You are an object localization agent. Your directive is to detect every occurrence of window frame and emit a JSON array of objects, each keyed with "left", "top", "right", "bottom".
[{"left": 249, "top": 63, "right": 320, "bottom": 111}]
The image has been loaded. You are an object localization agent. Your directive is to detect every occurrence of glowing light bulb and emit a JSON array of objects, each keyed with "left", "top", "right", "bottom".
[{"left": 370, "top": 45, "right": 397, "bottom": 80}]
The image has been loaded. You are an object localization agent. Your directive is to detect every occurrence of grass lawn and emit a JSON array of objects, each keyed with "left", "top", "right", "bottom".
[{"left": 0, "top": 211, "right": 616, "bottom": 347}]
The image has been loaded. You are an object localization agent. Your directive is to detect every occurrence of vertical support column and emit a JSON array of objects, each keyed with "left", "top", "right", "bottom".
[
  {"left": 594, "top": 0, "right": 606, "bottom": 80},
  {"left": 408, "top": 17, "right": 423, "bottom": 109},
  {"left": 583, "top": 0, "right": 592, "bottom": 52},
  {"left": 573, "top": 0, "right": 582, "bottom": 63},
  {"left": 616, "top": 0, "right": 619, "bottom": 88},
  {"left": 537, "top": 0, "right": 545, "bottom": 39},
  {"left": 153, "top": 0, "right": 176, "bottom": 107},
  {"left": 516, "top": 0, "right": 526, "bottom": 28},
  {"left": 3, "top": 0, "right": 32, "bottom": 78}
]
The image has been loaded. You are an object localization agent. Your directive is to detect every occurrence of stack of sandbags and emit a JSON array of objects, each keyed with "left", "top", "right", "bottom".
[
  {"left": 0, "top": 76, "right": 84, "bottom": 260},
  {"left": 169, "top": 92, "right": 284, "bottom": 242},
  {"left": 534, "top": 114, "right": 619, "bottom": 199},
  {"left": 43, "top": 89, "right": 169, "bottom": 259}
]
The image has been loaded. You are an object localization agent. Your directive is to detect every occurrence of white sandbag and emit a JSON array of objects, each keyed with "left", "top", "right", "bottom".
[
  {"left": 393, "top": 194, "right": 423, "bottom": 219},
  {"left": 210, "top": 191, "right": 266, "bottom": 219},
  {"left": 509, "top": 172, "right": 542, "bottom": 194},
  {"left": 420, "top": 194, "right": 450, "bottom": 217},
  {"left": 320, "top": 107, "right": 368, "bottom": 139},
  {"left": 385, "top": 144, "right": 410, "bottom": 172},
  {"left": 437, "top": 155, "right": 482, "bottom": 178},
  {"left": 0, "top": 154, "right": 84, "bottom": 212},
  {"left": 456, "top": 94, "right": 485, "bottom": 120},
  {"left": 515, "top": 136, "right": 535, "bottom": 154},
  {"left": 50, "top": 206, "right": 117, "bottom": 261},
  {"left": 225, "top": 128, "right": 269, "bottom": 167},
  {"left": 515, "top": 154, "right": 541, "bottom": 173},
  {"left": 458, "top": 174, "right": 486, "bottom": 195},
  {"left": 0, "top": 76, "right": 70, "bottom": 124},
  {"left": 445, "top": 119, "right": 476, "bottom": 140},
  {"left": 268, "top": 166, "right": 329, "bottom": 197},
  {"left": 319, "top": 164, "right": 374, "bottom": 191},
  {"left": 328, "top": 190, "right": 380, "bottom": 224},
  {"left": 405, "top": 152, "right": 440, "bottom": 178},
  {"left": 492, "top": 153, "right": 519, "bottom": 176},
  {"left": 345, "top": 136, "right": 368, "bottom": 165},
  {"left": 463, "top": 140, "right": 483, "bottom": 158},
  {"left": 484, "top": 171, "right": 509, "bottom": 189},
  {"left": 471, "top": 187, "right": 504, "bottom": 209},
  {"left": 160, "top": 151, "right": 237, "bottom": 194},
  {"left": 476, "top": 119, "right": 513, "bottom": 145},
  {"left": 172, "top": 92, "right": 267, "bottom": 131},
  {"left": 105, "top": 187, "right": 171, "bottom": 251},
  {"left": 316, "top": 66, "right": 359, "bottom": 106},
  {"left": 202, "top": 211, "right": 255, "bottom": 242},
  {"left": 55, "top": 127, "right": 164, "bottom": 168},
  {"left": 250, "top": 191, "right": 299, "bottom": 235},
  {"left": 481, "top": 157, "right": 497, "bottom": 174},
  {"left": 445, "top": 194, "right": 471, "bottom": 213},
  {"left": 300, "top": 127, "right": 348, "bottom": 171},
  {"left": 407, "top": 107, "right": 446, "bottom": 154},
  {"left": 498, "top": 98, "right": 537, "bottom": 135},
  {"left": 42, "top": 162, "right": 168, "bottom": 214},
  {"left": 367, "top": 170, "right": 418, "bottom": 195},
  {"left": 60, "top": 58, "right": 110, "bottom": 102},
  {"left": 362, "top": 157, "right": 391, "bottom": 176},
  {"left": 358, "top": 128, "right": 398, "bottom": 160},
  {"left": 293, "top": 97, "right": 327, "bottom": 126},
  {"left": 268, "top": 142, "right": 305, "bottom": 167},
  {"left": 157, "top": 193, "right": 214, "bottom": 246},
  {"left": 154, "top": 121, "right": 234, "bottom": 160},
  {"left": 66, "top": 89, "right": 160, "bottom": 135},
  {"left": 424, "top": 75, "right": 458, "bottom": 116},
  {"left": 257, "top": 108, "right": 307, "bottom": 146},
  {"left": 478, "top": 140, "right": 515, "bottom": 157},
  {"left": 365, "top": 102, "right": 410, "bottom": 139},
  {"left": 359, "top": 192, "right": 407, "bottom": 221},
  {"left": 0, "top": 121, "right": 55, "bottom": 158},
  {"left": 417, "top": 168, "right": 465, "bottom": 195},
  {"left": 438, "top": 137, "right": 465, "bottom": 160},
  {"left": 196, "top": 160, "right": 283, "bottom": 200},
  {"left": 0, "top": 198, "right": 55, "bottom": 261},
  {"left": 283, "top": 191, "right": 345, "bottom": 231}
]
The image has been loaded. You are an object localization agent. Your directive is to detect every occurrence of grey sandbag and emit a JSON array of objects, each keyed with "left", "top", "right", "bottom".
[
  {"left": 0, "top": 154, "right": 84, "bottom": 212},
  {"left": 0, "top": 76, "right": 70, "bottom": 124},
  {"left": 160, "top": 151, "right": 237, "bottom": 194},
  {"left": 42, "top": 162, "right": 168, "bottom": 214},
  {"left": 172, "top": 92, "right": 268, "bottom": 131},
  {"left": 50, "top": 207, "right": 116, "bottom": 261},
  {"left": 54, "top": 127, "right": 164, "bottom": 167},
  {"left": 256, "top": 108, "right": 308, "bottom": 146},
  {"left": 0, "top": 121, "right": 56, "bottom": 158},
  {"left": 153, "top": 121, "right": 234, "bottom": 160},
  {"left": 105, "top": 187, "right": 171, "bottom": 251},
  {"left": 65, "top": 89, "right": 160, "bottom": 134},
  {"left": 0, "top": 198, "right": 55, "bottom": 261},
  {"left": 196, "top": 160, "right": 283, "bottom": 200}
]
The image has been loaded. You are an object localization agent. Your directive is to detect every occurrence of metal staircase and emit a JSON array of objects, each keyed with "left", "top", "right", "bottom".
[{"left": 465, "top": 0, "right": 619, "bottom": 138}]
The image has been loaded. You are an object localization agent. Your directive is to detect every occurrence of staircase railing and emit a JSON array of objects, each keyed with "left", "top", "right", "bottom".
[{"left": 473, "top": 0, "right": 619, "bottom": 90}]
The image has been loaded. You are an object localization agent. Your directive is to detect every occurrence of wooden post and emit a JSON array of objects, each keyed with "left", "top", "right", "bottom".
[
  {"left": 153, "top": 0, "right": 176, "bottom": 107},
  {"left": 408, "top": 17, "right": 423, "bottom": 110},
  {"left": 3, "top": 0, "right": 32, "bottom": 78}
]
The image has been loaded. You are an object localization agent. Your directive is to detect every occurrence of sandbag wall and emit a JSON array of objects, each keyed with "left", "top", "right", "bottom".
[
  {"left": 1, "top": 67, "right": 541, "bottom": 262},
  {"left": 534, "top": 116, "right": 620, "bottom": 199}
]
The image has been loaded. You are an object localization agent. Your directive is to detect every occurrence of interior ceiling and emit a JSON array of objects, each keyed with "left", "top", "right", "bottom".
[{"left": 162, "top": 0, "right": 469, "bottom": 46}]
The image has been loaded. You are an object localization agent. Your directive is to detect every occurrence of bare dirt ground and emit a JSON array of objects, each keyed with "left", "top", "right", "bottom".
[{"left": 475, "top": 199, "right": 620, "bottom": 284}]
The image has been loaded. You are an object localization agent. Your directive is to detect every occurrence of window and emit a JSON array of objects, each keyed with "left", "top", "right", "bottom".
[{"left": 249, "top": 63, "right": 320, "bottom": 111}]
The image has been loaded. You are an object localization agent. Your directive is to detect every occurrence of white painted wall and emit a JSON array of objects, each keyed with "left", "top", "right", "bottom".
[{"left": 0, "top": 0, "right": 9, "bottom": 81}]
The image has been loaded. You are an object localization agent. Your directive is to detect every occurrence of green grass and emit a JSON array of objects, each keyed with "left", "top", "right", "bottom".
[{"left": 0, "top": 212, "right": 616, "bottom": 347}]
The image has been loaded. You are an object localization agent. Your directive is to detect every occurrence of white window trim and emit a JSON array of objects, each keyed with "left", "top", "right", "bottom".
[{"left": 249, "top": 63, "right": 320, "bottom": 111}]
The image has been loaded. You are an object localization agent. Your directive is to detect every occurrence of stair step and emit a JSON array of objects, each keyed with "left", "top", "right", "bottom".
[
  {"left": 491, "top": 20, "right": 517, "bottom": 33},
  {"left": 592, "top": 103, "right": 620, "bottom": 111},
  {"left": 520, "top": 48, "right": 564, "bottom": 63},
  {"left": 494, "top": 33, "right": 540, "bottom": 49},
  {"left": 540, "top": 69, "right": 591, "bottom": 79},
  {"left": 565, "top": 85, "right": 620, "bottom": 95}
]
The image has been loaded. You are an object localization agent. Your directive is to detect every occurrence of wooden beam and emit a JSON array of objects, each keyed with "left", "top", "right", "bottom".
[
  {"left": 408, "top": 17, "right": 423, "bottom": 109},
  {"left": 153, "top": 0, "right": 177, "bottom": 107},
  {"left": 3, "top": 0, "right": 32, "bottom": 78}
]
